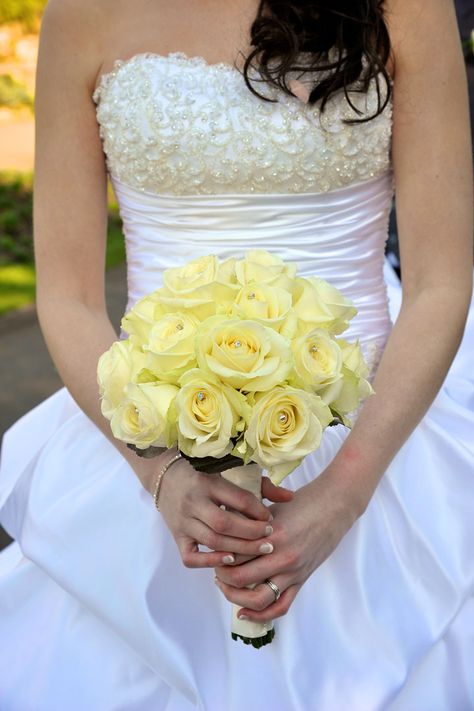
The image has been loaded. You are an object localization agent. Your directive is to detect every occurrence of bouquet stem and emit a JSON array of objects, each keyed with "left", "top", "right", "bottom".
[{"left": 220, "top": 463, "right": 275, "bottom": 648}]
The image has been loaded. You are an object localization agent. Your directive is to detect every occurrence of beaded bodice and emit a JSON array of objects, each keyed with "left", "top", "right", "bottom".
[{"left": 92, "top": 51, "right": 392, "bottom": 196}]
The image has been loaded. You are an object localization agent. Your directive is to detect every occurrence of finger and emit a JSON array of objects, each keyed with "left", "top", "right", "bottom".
[
  {"left": 211, "top": 479, "right": 273, "bottom": 522},
  {"left": 200, "top": 502, "right": 274, "bottom": 541},
  {"left": 187, "top": 519, "right": 275, "bottom": 558},
  {"left": 219, "top": 552, "right": 258, "bottom": 567},
  {"left": 178, "top": 539, "right": 240, "bottom": 569},
  {"left": 261, "top": 477, "right": 294, "bottom": 503},
  {"left": 237, "top": 584, "right": 301, "bottom": 622},
  {"left": 215, "top": 552, "right": 291, "bottom": 588},
  {"left": 214, "top": 574, "right": 293, "bottom": 612}
]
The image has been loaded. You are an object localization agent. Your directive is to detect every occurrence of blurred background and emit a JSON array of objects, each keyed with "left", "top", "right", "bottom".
[{"left": 0, "top": 1, "right": 473, "bottom": 550}]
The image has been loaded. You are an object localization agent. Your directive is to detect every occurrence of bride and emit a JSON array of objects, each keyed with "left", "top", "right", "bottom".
[{"left": 0, "top": 0, "right": 473, "bottom": 708}]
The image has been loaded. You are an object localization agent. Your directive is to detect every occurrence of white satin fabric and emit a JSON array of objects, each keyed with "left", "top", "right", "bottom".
[
  {"left": 1, "top": 173, "right": 474, "bottom": 710},
  {"left": 118, "top": 170, "right": 393, "bottom": 350}
]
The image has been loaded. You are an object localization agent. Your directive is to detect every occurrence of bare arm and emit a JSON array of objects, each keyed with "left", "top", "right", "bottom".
[
  {"left": 33, "top": 0, "right": 158, "bottom": 486},
  {"left": 331, "top": 0, "right": 473, "bottom": 512},
  {"left": 33, "top": 0, "right": 279, "bottom": 566}
]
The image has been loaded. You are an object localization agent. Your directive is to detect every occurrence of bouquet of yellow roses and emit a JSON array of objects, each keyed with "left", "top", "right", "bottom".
[{"left": 97, "top": 250, "right": 373, "bottom": 647}]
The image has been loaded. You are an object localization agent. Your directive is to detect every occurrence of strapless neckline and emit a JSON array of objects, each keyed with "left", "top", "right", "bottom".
[
  {"left": 91, "top": 47, "right": 382, "bottom": 104},
  {"left": 92, "top": 49, "right": 392, "bottom": 197},
  {"left": 92, "top": 51, "right": 245, "bottom": 103}
]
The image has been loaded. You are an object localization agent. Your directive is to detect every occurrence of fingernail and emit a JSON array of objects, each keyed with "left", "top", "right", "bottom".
[
  {"left": 238, "top": 613, "right": 248, "bottom": 620},
  {"left": 268, "top": 513, "right": 274, "bottom": 522},
  {"left": 259, "top": 542, "right": 273, "bottom": 554},
  {"left": 222, "top": 555, "right": 235, "bottom": 564},
  {"left": 265, "top": 525, "right": 273, "bottom": 536},
  {"left": 214, "top": 576, "right": 221, "bottom": 586}
]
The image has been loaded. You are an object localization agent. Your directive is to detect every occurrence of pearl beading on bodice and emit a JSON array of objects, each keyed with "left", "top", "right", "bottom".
[{"left": 92, "top": 52, "right": 392, "bottom": 196}]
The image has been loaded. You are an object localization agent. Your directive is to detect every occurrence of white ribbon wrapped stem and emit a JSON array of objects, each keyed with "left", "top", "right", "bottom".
[{"left": 220, "top": 463, "right": 274, "bottom": 642}]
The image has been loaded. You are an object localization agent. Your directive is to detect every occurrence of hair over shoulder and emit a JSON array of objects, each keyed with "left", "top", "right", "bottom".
[{"left": 243, "top": 0, "right": 392, "bottom": 122}]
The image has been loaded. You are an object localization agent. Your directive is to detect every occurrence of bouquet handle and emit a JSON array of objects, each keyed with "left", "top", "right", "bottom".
[{"left": 220, "top": 463, "right": 275, "bottom": 648}]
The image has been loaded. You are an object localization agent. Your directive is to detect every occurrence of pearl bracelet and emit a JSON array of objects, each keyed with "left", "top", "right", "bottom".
[{"left": 152, "top": 452, "right": 182, "bottom": 511}]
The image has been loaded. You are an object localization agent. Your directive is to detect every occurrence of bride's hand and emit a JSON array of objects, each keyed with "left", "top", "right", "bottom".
[
  {"left": 214, "top": 467, "right": 361, "bottom": 621},
  {"left": 140, "top": 452, "right": 288, "bottom": 570}
]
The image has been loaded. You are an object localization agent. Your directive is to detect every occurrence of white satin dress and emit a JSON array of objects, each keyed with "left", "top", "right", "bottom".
[{"left": 0, "top": 52, "right": 473, "bottom": 711}]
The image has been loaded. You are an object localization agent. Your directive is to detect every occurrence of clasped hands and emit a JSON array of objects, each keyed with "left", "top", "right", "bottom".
[{"left": 158, "top": 456, "right": 362, "bottom": 623}]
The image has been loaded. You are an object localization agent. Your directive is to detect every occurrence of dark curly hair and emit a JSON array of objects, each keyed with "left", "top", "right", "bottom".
[{"left": 242, "top": 1, "right": 392, "bottom": 123}]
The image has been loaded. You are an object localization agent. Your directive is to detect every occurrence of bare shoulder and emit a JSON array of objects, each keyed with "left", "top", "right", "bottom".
[
  {"left": 383, "top": 0, "right": 462, "bottom": 78},
  {"left": 41, "top": 0, "right": 114, "bottom": 34},
  {"left": 39, "top": 0, "right": 116, "bottom": 91}
]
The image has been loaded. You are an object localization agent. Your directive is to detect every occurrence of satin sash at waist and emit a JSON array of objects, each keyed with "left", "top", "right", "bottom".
[{"left": 112, "top": 170, "right": 395, "bottom": 353}]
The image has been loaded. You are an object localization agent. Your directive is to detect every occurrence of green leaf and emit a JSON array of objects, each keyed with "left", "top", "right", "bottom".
[{"left": 231, "top": 628, "right": 275, "bottom": 648}]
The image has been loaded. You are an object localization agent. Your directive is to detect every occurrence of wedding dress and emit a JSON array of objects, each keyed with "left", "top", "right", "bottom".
[{"left": 0, "top": 52, "right": 473, "bottom": 711}]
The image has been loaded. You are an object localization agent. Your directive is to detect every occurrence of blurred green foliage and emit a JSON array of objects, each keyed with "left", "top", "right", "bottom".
[
  {"left": 0, "top": 170, "right": 34, "bottom": 265},
  {"left": 0, "top": 74, "right": 33, "bottom": 110},
  {"left": 0, "top": 0, "right": 47, "bottom": 30},
  {"left": 0, "top": 263, "right": 36, "bottom": 314},
  {"left": 0, "top": 171, "right": 125, "bottom": 314}
]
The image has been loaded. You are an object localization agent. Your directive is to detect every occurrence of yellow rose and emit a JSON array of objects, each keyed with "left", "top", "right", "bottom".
[
  {"left": 232, "top": 284, "right": 297, "bottom": 337},
  {"left": 175, "top": 369, "right": 250, "bottom": 458},
  {"left": 154, "top": 256, "right": 236, "bottom": 321},
  {"left": 163, "top": 255, "right": 220, "bottom": 294},
  {"left": 196, "top": 316, "right": 293, "bottom": 392},
  {"left": 218, "top": 257, "right": 238, "bottom": 286},
  {"left": 110, "top": 382, "right": 178, "bottom": 449},
  {"left": 120, "top": 294, "right": 164, "bottom": 346},
  {"left": 293, "top": 276, "right": 357, "bottom": 335},
  {"left": 235, "top": 250, "right": 297, "bottom": 291},
  {"left": 245, "top": 386, "right": 333, "bottom": 484},
  {"left": 142, "top": 312, "right": 200, "bottom": 383},
  {"left": 290, "top": 329, "right": 344, "bottom": 404},
  {"left": 97, "top": 339, "right": 147, "bottom": 419},
  {"left": 330, "top": 340, "right": 374, "bottom": 423},
  {"left": 339, "top": 340, "right": 370, "bottom": 379}
]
